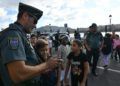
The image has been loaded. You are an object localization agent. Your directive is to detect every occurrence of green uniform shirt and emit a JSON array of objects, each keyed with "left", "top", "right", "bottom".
[
  {"left": 86, "top": 32, "right": 103, "bottom": 49},
  {"left": 0, "top": 22, "right": 39, "bottom": 86}
]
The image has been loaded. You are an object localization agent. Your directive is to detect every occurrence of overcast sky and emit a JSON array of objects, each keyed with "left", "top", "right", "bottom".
[{"left": 0, "top": 0, "right": 120, "bottom": 29}]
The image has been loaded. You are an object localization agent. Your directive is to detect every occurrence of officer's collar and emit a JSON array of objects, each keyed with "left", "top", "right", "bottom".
[
  {"left": 15, "top": 21, "right": 24, "bottom": 29},
  {"left": 15, "top": 21, "right": 21, "bottom": 25},
  {"left": 14, "top": 22, "right": 27, "bottom": 34}
]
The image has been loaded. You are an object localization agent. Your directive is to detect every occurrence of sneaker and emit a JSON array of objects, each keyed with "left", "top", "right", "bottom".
[
  {"left": 103, "top": 65, "right": 108, "bottom": 68},
  {"left": 103, "top": 65, "right": 108, "bottom": 71}
]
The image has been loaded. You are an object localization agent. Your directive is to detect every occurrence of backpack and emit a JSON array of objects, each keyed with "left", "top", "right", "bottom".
[{"left": 102, "top": 37, "right": 112, "bottom": 55}]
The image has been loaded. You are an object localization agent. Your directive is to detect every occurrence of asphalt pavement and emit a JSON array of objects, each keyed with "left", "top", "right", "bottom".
[{"left": 88, "top": 59, "right": 120, "bottom": 86}]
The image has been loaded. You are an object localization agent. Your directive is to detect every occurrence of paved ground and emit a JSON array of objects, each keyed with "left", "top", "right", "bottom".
[{"left": 88, "top": 60, "right": 120, "bottom": 86}]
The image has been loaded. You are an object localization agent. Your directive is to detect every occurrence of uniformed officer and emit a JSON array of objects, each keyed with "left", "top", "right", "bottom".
[
  {"left": 0, "top": 2, "right": 60, "bottom": 86},
  {"left": 85, "top": 23, "right": 103, "bottom": 76}
]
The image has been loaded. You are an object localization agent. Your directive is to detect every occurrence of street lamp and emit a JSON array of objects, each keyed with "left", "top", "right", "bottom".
[
  {"left": 49, "top": 24, "right": 52, "bottom": 32},
  {"left": 109, "top": 14, "right": 112, "bottom": 32}
]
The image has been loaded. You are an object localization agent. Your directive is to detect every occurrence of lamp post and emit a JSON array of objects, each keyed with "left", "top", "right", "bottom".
[
  {"left": 49, "top": 24, "right": 52, "bottom": 32},
  {"left": 109, "top": 14, "right": 112, "bottom": 32}
]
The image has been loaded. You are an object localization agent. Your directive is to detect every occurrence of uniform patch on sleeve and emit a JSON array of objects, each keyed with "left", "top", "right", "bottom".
[{"left": 8, "top": 37, "right": 19, "bottom": 49}]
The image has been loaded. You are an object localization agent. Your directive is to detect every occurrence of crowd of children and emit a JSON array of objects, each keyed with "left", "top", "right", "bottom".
[
  {"left": 29, "top": 24, "right": 120, "bottom": 86},
  {"left": 29, "top": 33, "right": 90, "bottom": 86}
]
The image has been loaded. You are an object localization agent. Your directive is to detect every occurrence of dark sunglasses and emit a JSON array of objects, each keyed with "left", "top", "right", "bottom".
[{"left": 27, "top": 13, "right": 37, "bottom": 24}]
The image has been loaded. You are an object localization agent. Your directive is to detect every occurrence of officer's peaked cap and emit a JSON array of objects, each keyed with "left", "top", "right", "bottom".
[{"left": 19, "top": 2, "right": 43, "bottom": 21}]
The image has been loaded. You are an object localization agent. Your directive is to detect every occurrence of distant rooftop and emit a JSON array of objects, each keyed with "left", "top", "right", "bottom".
[{"left": 33, "top": 24, "right": 120, "bottom": 33}]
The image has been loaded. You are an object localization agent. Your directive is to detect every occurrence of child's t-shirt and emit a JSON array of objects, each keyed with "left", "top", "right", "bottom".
[
  {"left": 48, "top": 39, "right": 52, "bottom": 48},
  {"left": 67, "top": 52, "right": 88, "bottom": 76},
  {"left": 113, "top": 39, "right": 120, "bottom": 49},
  {"left": 58, "top": 45, "right": 70, "bottom": 63}
]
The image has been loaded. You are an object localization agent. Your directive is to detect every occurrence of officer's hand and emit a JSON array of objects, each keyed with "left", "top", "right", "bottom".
[
  {"left": 46, "top": 58, "right": 59, "bottom": 69},
  {"left": 43, "top": 69, "right": 52, "bottom": 74}
]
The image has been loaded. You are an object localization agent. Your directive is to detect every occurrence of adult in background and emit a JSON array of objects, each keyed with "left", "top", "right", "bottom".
[
  {"left": 48, "top": 36, "right": 53, "bottom": 56},
  {"left": 74, "top": 30, "right": 81, "bottom": 40},
  {"left": 55, "top": 31, "right": 60, "bottom": 51},
  {"left": 85, "top": 23, "right": 103, "bottom": 76}
]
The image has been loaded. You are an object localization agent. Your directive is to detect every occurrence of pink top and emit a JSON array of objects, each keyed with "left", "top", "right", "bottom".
[{"left": 113, "top": 39, "right": 120, "bottom": 49}]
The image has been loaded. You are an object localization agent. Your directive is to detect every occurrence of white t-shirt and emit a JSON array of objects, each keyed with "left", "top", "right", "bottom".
[
  {"left": 57, "top": 45, "right": 71, "bottom": 81},
  {"left": 48, "top": 39, "right": 52, "bottom": 48},
  {"left": 57, "top": 45, "right": 70, "bottom": 63}
]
